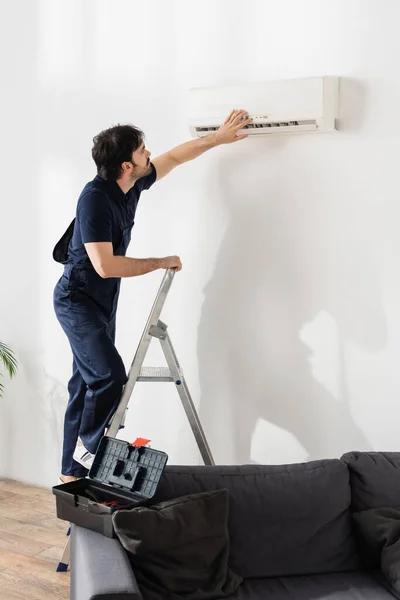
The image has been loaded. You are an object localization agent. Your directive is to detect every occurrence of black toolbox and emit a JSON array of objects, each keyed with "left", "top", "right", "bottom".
[{"left": 52, "top": 437, "right": 168, "bottom": 538}]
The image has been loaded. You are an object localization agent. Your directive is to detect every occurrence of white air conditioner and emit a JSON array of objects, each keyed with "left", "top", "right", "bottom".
[{"left": 189, "top": 76, "right": 339, "bottom": 137}]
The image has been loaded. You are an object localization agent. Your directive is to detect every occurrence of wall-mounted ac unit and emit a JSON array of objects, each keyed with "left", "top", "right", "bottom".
[{"left": 189, "top": 76, "right": 339, "bottom": 137}]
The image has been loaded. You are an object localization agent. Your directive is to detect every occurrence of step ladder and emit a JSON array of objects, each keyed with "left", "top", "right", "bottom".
[{"left": 56, "top": 268, "right": 214, "bottom": 571}]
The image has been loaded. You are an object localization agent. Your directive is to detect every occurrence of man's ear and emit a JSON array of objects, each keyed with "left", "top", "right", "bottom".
[{"left": 121, "top": 161, "right": 131, "bottom": 173}]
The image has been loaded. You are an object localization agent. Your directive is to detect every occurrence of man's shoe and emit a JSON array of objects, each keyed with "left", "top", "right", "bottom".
[{"left": 73, "top": 442, "right": 94, "bottom": 470}]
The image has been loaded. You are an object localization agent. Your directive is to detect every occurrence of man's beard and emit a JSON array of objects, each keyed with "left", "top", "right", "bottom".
[{"left": 131, "top": 161, "right": 152, "bottom": 181}]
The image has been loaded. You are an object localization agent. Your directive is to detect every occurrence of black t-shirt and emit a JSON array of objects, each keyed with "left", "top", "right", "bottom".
[{"left": 67, "top": 163, "right": 157, "bottom": 265}]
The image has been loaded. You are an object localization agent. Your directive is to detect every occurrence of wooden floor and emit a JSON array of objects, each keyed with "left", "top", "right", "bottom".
[{"left": 0, "top": 479, "right": 70, "bottom": 599}]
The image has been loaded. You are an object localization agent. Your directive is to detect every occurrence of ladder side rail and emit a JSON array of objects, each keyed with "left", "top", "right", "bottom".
[
  {"left": 160, "top": 334, "right": 215, "bottom": 466},
  {"left": 107, "top": 269, "right": 176, "bottom": 437}
]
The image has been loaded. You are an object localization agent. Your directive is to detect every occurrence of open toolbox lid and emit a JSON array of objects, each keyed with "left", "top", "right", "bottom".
[{"left": 88, "top": 437, "right": 168, "bottom": 499}]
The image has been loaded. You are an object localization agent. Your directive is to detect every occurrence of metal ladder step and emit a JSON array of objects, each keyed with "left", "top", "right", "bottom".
[{"left": 138, "top": 366, "right": 182, "bottom": 382}]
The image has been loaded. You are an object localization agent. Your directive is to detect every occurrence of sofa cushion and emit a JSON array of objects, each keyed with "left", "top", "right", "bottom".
[
  {"left": 112, "top": 489, "right": 243, "bottom": 600},
  {"left": 353, "top": 507, "right": 400, "bottom": 597},
  {"left": 342, "top": 452, "right": 400, "bottom": 511},
  {"left": 153, "top": 461, "right": 359, "bottom": 579},
  {"left": 229, "top": 572, "right": 395, "bottom": 599}
]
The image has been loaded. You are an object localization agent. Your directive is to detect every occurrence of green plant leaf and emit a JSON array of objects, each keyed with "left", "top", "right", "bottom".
[{"left": 0, "top": 341, "right": 17, "bottom": 380}]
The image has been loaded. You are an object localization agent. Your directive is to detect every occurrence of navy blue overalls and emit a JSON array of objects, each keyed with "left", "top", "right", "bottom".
[{"left": 53, "top": 166, "right": 157, "bottom": 477}]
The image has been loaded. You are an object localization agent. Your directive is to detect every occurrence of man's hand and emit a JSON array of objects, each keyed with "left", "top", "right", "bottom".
[
  {"left": 84, "top": 242, "right": 182, "bottom": 277},
  {"left": 161, "top": 255, "right": 182, "bottom": 271},
  {"left": 214, "top": 109, "right": 253, "bottom": 144},
  {"left": 151, "top": 109, "right": 252, "bottom": 182}
]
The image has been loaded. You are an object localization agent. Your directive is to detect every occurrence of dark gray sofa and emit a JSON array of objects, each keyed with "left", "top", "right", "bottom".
[{"left": 70, "top": 451, "right": 400, "bottom": 600}]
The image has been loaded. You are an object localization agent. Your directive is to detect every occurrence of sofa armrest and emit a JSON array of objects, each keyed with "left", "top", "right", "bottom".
[{"left": 70, "top": 525, "right": 142, "bottom": 600}]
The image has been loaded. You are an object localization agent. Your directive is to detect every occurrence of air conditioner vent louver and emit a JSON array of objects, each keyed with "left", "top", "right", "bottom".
[{"left": 195, "top": 119, "right": 317, "bottom": 134}]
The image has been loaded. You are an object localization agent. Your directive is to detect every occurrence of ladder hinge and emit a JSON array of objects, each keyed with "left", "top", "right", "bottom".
[{"left": 149, "top": 324, "right": 167, "bottom": 339}]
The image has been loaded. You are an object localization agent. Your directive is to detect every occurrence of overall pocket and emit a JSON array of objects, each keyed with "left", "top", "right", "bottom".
[{"left": 67, "top": 266, "right": 89, "bottom": 292}]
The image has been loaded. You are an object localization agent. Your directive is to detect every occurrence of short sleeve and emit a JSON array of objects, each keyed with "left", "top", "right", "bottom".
[
  {"left": 136, "top": 162, "right": 157, "bottom": 192},
  {"left": 77, "top": 191, "right": 113, "bottom": 243}
]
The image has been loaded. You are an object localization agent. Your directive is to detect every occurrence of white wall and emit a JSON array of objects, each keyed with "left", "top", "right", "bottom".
[{"left": 1, "top": 0, "right": 400, "bottom": 487}]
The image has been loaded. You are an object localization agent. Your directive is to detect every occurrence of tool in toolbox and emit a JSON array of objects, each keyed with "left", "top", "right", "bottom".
[{"left": 55, "top": 268, "right": 215, "bottom": 571}]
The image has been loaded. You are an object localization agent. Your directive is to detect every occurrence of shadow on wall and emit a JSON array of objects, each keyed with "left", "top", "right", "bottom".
[
  {"left": 41, "top": 372, "right": 69, "bottom": 476},
  {"left": 197, "top": 79, "right": 387, "bottom": 464},
  {"left": 4, "top": 359, "right": 68, "bottom": 484}
]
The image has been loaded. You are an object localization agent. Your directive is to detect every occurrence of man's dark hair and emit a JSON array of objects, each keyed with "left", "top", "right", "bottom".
[{"left": 92, "top": 124, "right": 144, "bottom": 181}]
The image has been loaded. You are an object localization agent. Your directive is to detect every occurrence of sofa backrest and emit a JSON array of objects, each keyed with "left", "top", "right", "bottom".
[
  {"left": 342, "top": 451, "right": 400, "bottom": 511},
  {"left": 341, "top": 451, "right": 400, "bottom": 570},
  {"left": 154, "top": 460, "right": 359, "bottom": 579}
]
